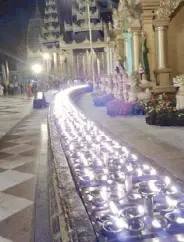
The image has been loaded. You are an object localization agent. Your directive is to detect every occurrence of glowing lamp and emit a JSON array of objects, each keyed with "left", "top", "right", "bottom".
[{"left": 31, "top": 63, "right": 43, "bottom": 74}]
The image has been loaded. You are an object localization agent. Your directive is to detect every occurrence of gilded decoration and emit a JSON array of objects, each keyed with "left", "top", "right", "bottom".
[
  {"left": 113, "top": 0, "right": 142, "bottom": 31},
  {"left": 157, "top": 0, "right": 184, "bottom": 19}
]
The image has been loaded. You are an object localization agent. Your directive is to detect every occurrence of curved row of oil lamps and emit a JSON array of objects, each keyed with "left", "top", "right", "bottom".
[{"left": 52, "top": 85, "right": 184, "bottom": 241}]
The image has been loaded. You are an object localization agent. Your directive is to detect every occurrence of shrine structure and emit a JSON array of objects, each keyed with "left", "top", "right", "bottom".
[{"left": 27, "top": 0, "right": 118, "bottom": 81}]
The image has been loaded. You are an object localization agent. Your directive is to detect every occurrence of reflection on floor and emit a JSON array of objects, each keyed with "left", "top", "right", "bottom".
[{"left": 0, "top": 109, "right": 48, "bottom": 242}]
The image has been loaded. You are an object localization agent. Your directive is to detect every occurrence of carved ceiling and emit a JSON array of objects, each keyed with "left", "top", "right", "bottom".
[{"left": 156, "top": 0, "right": 184, "bottom": 20}]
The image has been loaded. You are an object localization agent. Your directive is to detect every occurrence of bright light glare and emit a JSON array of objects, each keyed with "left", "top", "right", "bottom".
[
  {"left": 109, "top": 201, "right": 119, "bottom": 215},
  {"left": 164, "top": 176, "right": 171, "bottom": 185},
  {"left": 138, "top": 205, "right": 145, "bottom": 214},
  {"left": 37, "top": 92, "right": 43, "bottom": 99},
  {"left": 166, "top": 196, "right": 177, "bottom": 207},
  {"left": 100, "top": 188, "right": 108, "bottom": 201},
  {"left": 152, "top": 219, "right": 161, "bottom": 228},
  {"left": 115, "top": 218, "right": 126, "bottom": 229},
  {"left": 176, "top": 217, "right": 184, "bottom": 224},
  {"left": 31, "top": 63, "right": 43, "bottom": 74},
  {"left": 43, "top": 53, "right": 50, "bottom": 60}
]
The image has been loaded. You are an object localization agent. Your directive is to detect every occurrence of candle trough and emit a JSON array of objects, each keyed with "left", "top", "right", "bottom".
[{"left": 52, "top": 87, "right": 184, "bottom": 242}]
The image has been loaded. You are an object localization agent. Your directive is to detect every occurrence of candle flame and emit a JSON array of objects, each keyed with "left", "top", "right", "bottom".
[
  {"left": 109, "top": 201, "right": 119, "bottom": 215},
  {"left": 176, "top": 217, "right": 184, "bottom": 224},
  {"left": 152, "top": 219, "right": 161, "bottom": 228},
  {"left": 115, "top": 217, "right": 126, "bottom": 229},
  {"left": 164, "top": 176, "right": 171, "bottom": 185},
  {"left": 100, "top": 188, "right": 108, "bottom": 201}
]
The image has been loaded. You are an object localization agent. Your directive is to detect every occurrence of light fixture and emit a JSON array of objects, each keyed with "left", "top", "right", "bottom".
[
  {"left": 43, "top": 53, "right": 50, "bottom": 60},
  {"left": 31, "top": 63, "right": 43, "bottom": 74}
]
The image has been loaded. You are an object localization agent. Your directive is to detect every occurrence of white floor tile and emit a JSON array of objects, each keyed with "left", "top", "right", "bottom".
[
  {"left": 0, "top": 156, "right": 34, "bottom": 170},
  {"left": 0, "top": 170, "right": 35, "bottom": 191},
  {"left": 0, "top": 192, "right": 33, "bottom": 222},
  {"left": 5, "top": 136, "right": 38, "bottom": 144},
  {"left": 0, "top": 236, "right": 13, "bottom": 242},
  {"left": 0, "top": 144, "right": 34, "bottom": 155}
]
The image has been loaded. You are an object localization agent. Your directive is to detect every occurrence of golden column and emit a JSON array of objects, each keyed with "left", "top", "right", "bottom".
[
  {"left": 105, "top": 47, "right": 110, "bottom": 75},
  {"left": 124, "top": 37, "right": 128, "bottom": 71},
  {"left": 153, "top": 19, "right": 175, "bottom": 92},
  {"left": 129, "top": 20, "right": 141, "bottom": 71},
  {"left": 141, "top": 0, "right": 160, "bottom": 82},
  {"left": 109, "top": 47, "right": 113, "bottom": 74},
  {"left": 53, "top": 52, "right": 57, "bottom": 74}
]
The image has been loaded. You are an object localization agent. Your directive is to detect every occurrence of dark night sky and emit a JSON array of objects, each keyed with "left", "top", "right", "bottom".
[{"left": 0, "top": 0, "right": 45, "bottom": 68}]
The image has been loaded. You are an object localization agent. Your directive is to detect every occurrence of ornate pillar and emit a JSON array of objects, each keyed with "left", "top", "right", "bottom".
[
  {"left": 105, "top": 47, "right": 110, "bottom": 75},
  {"left": 109, "top": 47, "right": 113, "bottom": 74},
  {"left": 153, "top": 19, "right": 175, "bottom": 92},
  {"left": 76, "top": 54, "right": 80, "bottom": 78},
  {"left": 123, "top": 33, "right": 133, "bottom": 76},
  {"left": 69, "top": 50, "right": 74, "bottom": 78},
  {"left": 115, "top": 37, "right": 124, "bottom": 64},
  {"left": 129, "top": 20, "right": 141, "bottom": 71},
  {"left": 53, "top": 52, "right": 57, "bottom": 74},
  {"left": 141, "top": 0, "right": 160, "bottom": 82}
]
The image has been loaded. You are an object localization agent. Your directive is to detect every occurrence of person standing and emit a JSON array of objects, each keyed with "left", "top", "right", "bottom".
[
  {"left": 20, "top": 83, "right": 24, "bottom": 95},
  {"left": 26, "top": 81, "right": 32, "bottom": 99},
  {"left": 9, "top": 82, "right": 14, "bottom": 96},
  {"left": 0, "top": 83, "right": 4, "bottom": 96},
  {"left": 32, "top": 82, "right": 38, "bottom": 98},
  {"left": 2, "top": 83, "right": 6, "bottom": 96}
]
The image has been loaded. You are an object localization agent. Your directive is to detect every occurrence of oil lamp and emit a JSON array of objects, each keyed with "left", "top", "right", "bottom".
[{"left": 52, "top": 86, "right": 184, "bottom": 242}]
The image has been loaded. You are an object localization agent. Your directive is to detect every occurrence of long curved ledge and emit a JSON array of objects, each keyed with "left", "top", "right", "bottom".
[{"left": 48, "top": 85, "right": 184, "bottom": 242}]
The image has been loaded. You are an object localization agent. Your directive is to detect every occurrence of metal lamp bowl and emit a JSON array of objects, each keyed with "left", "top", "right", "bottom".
[
  {"left": 165, "top": 211, "right": 184, "bottom": 224},
  {"left": 138, "top": 181, "right": 161, "bottom": 197},
  {"left": 127, "top": 219, "right": 144, "bottom": 232},
  {"left": 177, "top": 201, "right": 184, "bottom": 211},
  {"left": 127, "top": 191, "right": 142, "bottom": 201},
  {"left": 121, "top": 206, "right": 144, "bottom": 220},
  {"left": 102, "top": 220, "right": 124, "bottom": 236},
  {"left": 151, "top": 216, "right": 168, "bottom": 231},
  {"left": 110, "top": 189, "right": 125, "bottom": 199},
  {"left": 96, "top": 212, "right": 113, "bottom": 224},
  {"left": 154, "top": 200, "right": 175, "bottom": 213},
  {"left": 92, "top": 196, "right": 107, "bottom": 208}
]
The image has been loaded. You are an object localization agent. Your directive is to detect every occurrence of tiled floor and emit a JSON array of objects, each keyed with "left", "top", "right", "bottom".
[
  {"left": 76, "top": 93, "right": 184, "bottom": 182},
  {"left": 0, "top": 96, "right": 32, "bottom": 140},
  {"left": 0, "top": 109, "right": 49, "bottom": 242}
]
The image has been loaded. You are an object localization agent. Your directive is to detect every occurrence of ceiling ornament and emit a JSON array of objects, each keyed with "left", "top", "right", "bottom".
[{"left": 157, "top": 0, "right": 184, "bottom": 19}]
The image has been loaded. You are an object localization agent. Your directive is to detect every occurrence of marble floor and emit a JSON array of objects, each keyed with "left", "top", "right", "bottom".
[
  {"left": 0, "top": 96, "right": 32, "bottom": 140},
  {"left": 76, "top": 93, "right": 184, "bottom": 182},
  {"left": 0, "top": 109, "right": 49, "bottom": 242}
]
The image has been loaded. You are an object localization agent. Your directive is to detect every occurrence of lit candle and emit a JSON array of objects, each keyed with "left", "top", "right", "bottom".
[
  {"left": 109, "top": 201, "right": 119, "bottom": 216},
  {"left": 80, "top": 153, "right": 88, "bottom": 166},
  {"left": 115, "top": 217, "right": 126, "bottom": 229},
  {"left": 96, "top": 144, "right": 101, "bottom": 156},
  {"left": 100, "top": 187, "right": 108, "bottom": 201}
]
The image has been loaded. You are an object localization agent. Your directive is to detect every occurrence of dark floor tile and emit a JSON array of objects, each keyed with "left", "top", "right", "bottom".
[
  {"left": 2, "top": 135, "right": 22, "bottom": 142},
  {"left": 4, "top": 177, "right": 37, "bottom": 201},
  {"left": 0, "top": 168, "right": 6, "bottom": 173},
  {"left": 0, "top": 142, "right": 18, "bottom": 150},
  {"left": 0, "top": 205, "right": 34, "bottom": 242},
  {"left": 14, "top": 160, "right": 38, "bottom": 175},
  {"left": 0, "top": 152, "right": 13, "bottom": 159},
  {"left": 19, "top": 149, "right": 37, "bottom": 157}
]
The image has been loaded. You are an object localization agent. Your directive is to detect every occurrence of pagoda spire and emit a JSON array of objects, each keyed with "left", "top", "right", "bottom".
[{"left": 34, "top": 0, "right": 42, "bottom": 19}]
